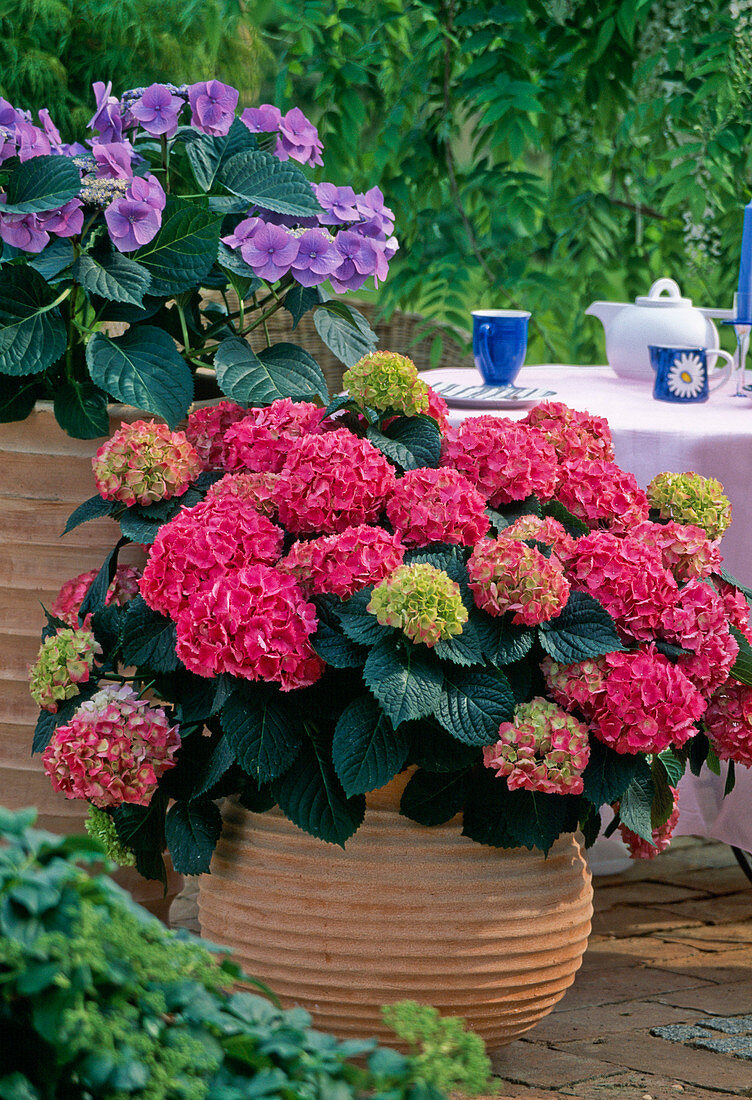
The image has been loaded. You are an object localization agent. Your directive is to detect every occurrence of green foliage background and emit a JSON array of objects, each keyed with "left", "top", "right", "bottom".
[{"left": 250, "top": 0, "right": 752, "bottom": 364}]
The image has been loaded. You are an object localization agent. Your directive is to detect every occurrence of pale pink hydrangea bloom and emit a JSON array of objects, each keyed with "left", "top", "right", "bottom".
[
  {"left": 92, "top": 420, "right": 202, "bottom": 507},
  {"left": 630, "top": 519, "right": 721, "bottom": 582},
  {"left": 386, "top": 467, "right": 489, "bottom": 548},
  {"left": 174, "top": 564, "right": 323, "bottom": 690},
  {"left": 42, "top": 683, "right": 179, "bottom": 807},
  {"left": 556, "top": 458, "right": 649, "bottom": 532},
  {"left": 499, "top": 514, "right": 576, "bottom": 563},
  {"left": 440, "top": 417, "right": 558, "bottom": 506},
  {"left": 468, "top": 538, "right": 570, "bottom": 626},
  {"left": 541, "top": 655, "right": 608, "bottom": 714},
  {"left": 704, "top": 681, "right": 752, "bottom": 767},
  {"left": 618, "top": 788, "right": 680, "bottom": 860},
  {"left": 484, "top": 697, "right": 590, "bottom": 795},
  {"left": 205, "top": 470, "right": 280, "bottom": 517},
  {"left": 280, "top": 524, "right": 404, "bottom": 599},
  {"left": 523, "top": 400, "right": 614, "bottom": 466}
]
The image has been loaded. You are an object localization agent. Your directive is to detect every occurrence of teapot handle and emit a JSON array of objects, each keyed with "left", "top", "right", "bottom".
[{"left": 648, "top": 278, "right": 682, "bottom": 300}]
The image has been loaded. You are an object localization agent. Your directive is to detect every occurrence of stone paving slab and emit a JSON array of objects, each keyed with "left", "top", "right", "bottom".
[
  {"left": 530, "top": 1000, "right": 697, "bottom": 1044},
  {"left": 591, "top": 905, "right": 704, "bottom": 937},
  {"left": 490, "top": 1040, "right": 610, "bottom": 1089},
  {"left": 559, "top": 1070, "right": 737, "bottom": 1099},
  {"left": 653, "top": 981, "right": 752, "bottom": 1017}
]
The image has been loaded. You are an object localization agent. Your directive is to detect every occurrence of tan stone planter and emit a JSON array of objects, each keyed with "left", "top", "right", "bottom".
[{"left": 198, "top": 775, "right": 593, "bottom": 1051}]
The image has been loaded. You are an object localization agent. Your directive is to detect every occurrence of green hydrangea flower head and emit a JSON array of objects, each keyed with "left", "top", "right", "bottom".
[
  {"left": 28, "top": 626, "right": 100, "bottom": 712},
  {"left": 343, "top": 351, "right": 430, "bottom": 416},
  {"left": 85, "top": 805, "right": 136, "bottom": 867},
  {"left": 647, "top": 470, "right": 731, "bottom": 541},
  {"left": 367, "top": 562, "right": 468, "bottom": 646}
]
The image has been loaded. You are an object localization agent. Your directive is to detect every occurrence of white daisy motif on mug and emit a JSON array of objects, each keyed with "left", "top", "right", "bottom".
[{"left": 667, "top": 352, "right": 704, "bottom": 399}]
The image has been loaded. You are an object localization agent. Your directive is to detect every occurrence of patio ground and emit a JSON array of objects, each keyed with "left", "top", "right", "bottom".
[{"left": 172, "top": 836, "right": 752, "bottom": 1100}]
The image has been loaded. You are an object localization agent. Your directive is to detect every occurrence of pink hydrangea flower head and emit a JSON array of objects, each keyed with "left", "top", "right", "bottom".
[
  {"left": 276, "top": 429, "right": 396, "bottom": 534},
  {"left": 714, "top": 577, "right": 752, "bottom": 642},
  {"left": 523, "top": 401, "right": 614, "bottom": 465},
  {"left": 556, "top": 458, "right": 649, "bottom": 532},
  {"left": 223, "top": 398, "right": 326, "bottom": 474},
  {"left": 343, "top": 351, "right": 430, "bottom": 416},
  {"left": 617, "top": 787, "right": 680, "bottom": 860},
  {"left": 499, "top": 514, "right": 576, "bottom": 563},
  {"left": 51, "top": 564, "right": 143, "bottom": 627},
  {"left": 629, "top": 519, "right": 721, "bottom": 582},
  {"left": 140, "top": 496, "right": 284, "bottom": 619},
  {"left": 42, "top": 684, "right": 180, "bottom": 808},
  {"left": 647, "top": 471, "right": 731, "bottom": 541},
  {"left": 565, "top": 530, "right": 677, "bottom": 642},
  {"left": 29, "top": 626, "right": 101, "bottom": 712},
  {"left": 590, "top": 648, "right": 706, "bottom": 754},
  {"left": 440, "top": 417, "right": 559, "bottom": 506},
  {"left": 367, "top": 562, "right": 468, "bottom": 647},
  {"left": 659, "top": 579, "right": 738, "bottom": 696},
  {"left": 205, "top": 470, "right": 280, "bottom": 517},
  {"left": 541, "top": 655, "right": 608, "bottom": 715},
  {"left": 483, "top": 697, "right": 590, "bottom": 795},
  {"left": 175, "top": 564, "right": 323, "bottom": 690},
  {"left": 386, "top": 467, "right": 489, "bottom": 548},
  {"left": 280, "top": 524, "right": 405, "bottom": 599},
  {"left": 468, "top": 538, "right": 570, "bottom": 626},
  {"left": 187, "top": 80, "right": 239, "bottom": 136},
  {"left": 424, "top": 385, "right": 450, "bottom": 434},
  {"left": 704, "top": 681, "right": 752, "bottom": 766},
  {"left": 92, "top": 420, "right": 202, "bottom": 507},
  {"left": 183, "top": 400, "right": 249, "bottom": 470}
]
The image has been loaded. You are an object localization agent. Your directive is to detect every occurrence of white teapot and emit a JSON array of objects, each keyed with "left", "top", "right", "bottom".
[{"left": 586, "top": 278, "right": 720, "bottom": 380}]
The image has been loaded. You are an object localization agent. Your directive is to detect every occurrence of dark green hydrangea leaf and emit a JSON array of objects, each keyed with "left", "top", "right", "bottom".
[
  {"left": 400, "top": 767, "right": 473, "bottom": 826},
  {"left": 581, "top": 739, "right": 641, "bottom": 806},
  {"left": 538, "top": 590, "right": 623, "bottom": 664},
  {"left": 433, "top": 668, "right": 515, "bottom": 746},
  {"left": 165, "top": 799, "right": 222, "bottom": 875},
  {"left": 332, "top": 694, "right": 411, "bottom": 796},
  {"left": 363, "top": 636, "right": 443, "bottom": 728},
  {"left": 272, "top": 730, "right": 365, "bottom": 847},
  {"left": 221, "top": 690, "right": 301, "bottom": 785},
  {"left": 618, "top": 760, "right": 655, "bottom": 844},
  {"left": 119, "top": 595, "right": 179, "bottom": 673}
]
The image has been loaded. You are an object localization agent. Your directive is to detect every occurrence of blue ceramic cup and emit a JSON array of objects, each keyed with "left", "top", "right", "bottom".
[
  {"left": 472, "top": 310, "right": 531, "bottom": 385},
  {"left": 648, "top": 344, "right": 734, "bottom": 403}
]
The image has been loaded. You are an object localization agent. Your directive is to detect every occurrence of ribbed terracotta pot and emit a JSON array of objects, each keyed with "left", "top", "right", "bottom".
[
  {"left": 198, "top": 773, "right": 593, "bottom": 1051},
  {"left": 0, "top": 403, "right": 144, "bottom": 834}
]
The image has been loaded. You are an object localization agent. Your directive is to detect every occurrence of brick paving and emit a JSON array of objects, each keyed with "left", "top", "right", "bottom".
[{"left": 171, "top": 836, "right": 752, "bottom": 1099}]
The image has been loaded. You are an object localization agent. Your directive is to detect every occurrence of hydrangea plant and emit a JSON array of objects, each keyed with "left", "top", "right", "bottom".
[
  {"left": 0, "top": 81, "right": 394, "bottom": 437},
  {"left": 27, "top": 353, "right": 752, "bottom": 882}
]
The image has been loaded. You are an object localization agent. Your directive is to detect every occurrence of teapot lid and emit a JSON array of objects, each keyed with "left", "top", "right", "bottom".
[{"left": 635, "top": 277, "right": 692, "bottom": 308}]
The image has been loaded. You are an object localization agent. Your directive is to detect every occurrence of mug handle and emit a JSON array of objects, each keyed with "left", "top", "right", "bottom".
[
  {"left": 707, "top": 348, "right": 734, "bottom": 392},
  {"left": 478, "top": 322, "right": 493, "bottom": 375}
]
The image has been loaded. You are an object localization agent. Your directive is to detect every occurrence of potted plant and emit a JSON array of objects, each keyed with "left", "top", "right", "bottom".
[
  {"left": 27, "top": 353, "right": 752, "bottom": 1049},
  {"left": 0, "top": 79, "right": 392, "bottom": 830}
]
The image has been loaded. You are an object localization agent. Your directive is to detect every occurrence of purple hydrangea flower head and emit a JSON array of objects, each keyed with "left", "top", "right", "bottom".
[
  {"left": 0, "top": 127, "right": 17, "bottom": 165},
  {"left": 129, "top": 173, "right": 166, "bottom": 212},
  {"left": 355, "top": 186, "right": 395, "bottom": 235},
  {"left": 104, "top": 178, "right": 163, "bottom": 253},
  {"left": 129, "top": 83, "right": 184, "bottom": 137},
  {"left": 38, "top": 199, "right": 84, "bottom": 237},
  {"left": 0, "top": 98, "right": 19, "bottom": 127},
  {"left": 61, "top": 142, "right": 90, "bottom": 158},
  {"left": 240, "top": 104, "right": 282, "bottom": 134},
  {"left": 328, "top": 229, "right": 381, "bottom": 293},
  {"left": 37, "top": 109, "right": 64, "bottom": 153},
  {"left": 188, "top": 80, "right": 238, "bottom": 136},
  {"left": 15, "top": 122, "right": 51, "bottom": 162},
  {"left": 0, "top": 200, "right": 50, "bottom": 252},
  {"left": 315, "top": 183, "right": 360, "bottom": 226},
  {"left": 93, "top": 141, "right": 134, "bottom": 180},
  {"left": 275, "top": 107, "right": 323, "bottom": 167},
  {"left": 88, "top": 81, "right": 124, "bottom": 143},
  {"left": 221, "top": 216, "right": 262, "bottom": 250},
  {"left": 239, "top": 221, "right": 299, "bottom": 282},
  {"left": 290, "top": 228, "right": 337, "bottom": 286}
]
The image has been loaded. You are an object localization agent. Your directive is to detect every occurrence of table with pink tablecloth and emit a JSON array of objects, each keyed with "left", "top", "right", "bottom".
[{"left": 429, "top": 363, "right": 752, "bottom": 855}]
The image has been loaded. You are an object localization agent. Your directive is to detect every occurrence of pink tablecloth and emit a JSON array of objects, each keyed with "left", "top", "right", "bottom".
[{"left": 432, "top": 364, "right": 752, "bottom": 854}]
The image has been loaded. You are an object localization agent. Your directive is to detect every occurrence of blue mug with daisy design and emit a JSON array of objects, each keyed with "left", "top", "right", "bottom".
[{"left": 648, "top": 345, "right": 734, "bottom": 403}]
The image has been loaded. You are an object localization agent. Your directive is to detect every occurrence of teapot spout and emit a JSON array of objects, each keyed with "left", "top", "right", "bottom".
[{"left": 585, "top": 301, "right": 625, "bottom": 330}]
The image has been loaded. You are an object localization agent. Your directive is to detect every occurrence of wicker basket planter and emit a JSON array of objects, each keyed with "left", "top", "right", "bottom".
[{"left": 198, "top": 774, "right": 593, "bottom": 1051}]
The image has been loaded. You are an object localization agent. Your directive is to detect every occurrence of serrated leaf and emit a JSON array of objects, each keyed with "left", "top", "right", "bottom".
[
  {"left": 63, "top": 494, "right": 117, "bottom": 534},
  {"left": 658, "top": 748, "right": 685, "bottom": 788},
  {"left": 725, "top": 758, "right": 736, "bottom": 796},
  {"left": 580, "top": 803, "right": 601, "bottom": 849},
  {"left": 0, "top": 266, "right": 66, "bottom": 376},
  {"left": 214, "top": 337, "right": 328, "bottom": 404},
  {"left": 311, "top": 620, "right": 366, "bottom": 668},
  {"left": 432, "top": 615, "right": 485, "bottom": 665},
  {"left": 472, "top": 611, "right": 535, "bottom": 664},
  {"left": 3, "top": 154, "right": 80, "bottom": 214},
  {"left": 434, "top": 668, "right": 515, "bottom": 745},
  {"left": 335, "top": 587, "right": 392, "bottom": 645},
  {"left": 79, "top": 540, "right": 123, "bottom": 618},
  {"left": 718, "top": 567, "right": 752, "bottom": 606},
  {"left": 581, "top": 739, "right": 641, "bottom": 806},
  {"left": 407, "top": 719, "right": 480, "bottom": 772},
  {"left": 0, "top": 373, "right": 42, "bottom": 422},
  {"left": 541, "top": 499, "right": 589, "bottom": 537},
  {"left": 221, "top": 690, "right": 301, "bottom": 785},
  {"left": 462, "top": 769, "right": 581, "bottom": 854},
  {"left": 729, "top": 624, "right": 752, "bottom": 686},
  {"left": 221, "top": 150, "right": 321, "bottom": 216},
  {"left": 29, "top": 237, "right": 74, "bottom": 281},
  {"left": 120, "top": 596, "right": 179, "bottom": 672},
  {"left": 217, "top": 240, "right": 263, "bottom": 290},
  {"left": 332, "top": 695, "right": 410, "bottom": 796},
  {"left": 689, "top": 730, "right": 710, "bottom": 777},
  {"left": 487, "top": 496, "right": 542, "bottom": 532},
  {"left": 363, "top": 637, "right": 443, "bottom": 728},
  {"left": 133, "top": 197, "right": 222, "bottom": 296},
  {"left": 539, "top": 590, "right": 623, "bottom": 663},
  {"left": 72, "top": 251, "right": 152, "bottom": 306},
  {"left": 285, "top": 285, "right": 323, "bottom": 328},
  {"left": 193, "top": 736, "right": 236, "bottom": 799},
  {"left": 165, "top": 799, "right": 222, "bottom": 875},
  {"left": 619, "top": 761, "right": 655, "bottom": 844},
  {"left": 53, "top": 381, "right": 109, "bottom": 439},
  {"left": 185, "top": 117, "right": 258, "bottom": 191},
  {"left": 366, "top": 425, "right": 421, "bottom": 470},
  {"left": 86, "top": 325, "right": 193, "bottom": 428},
  {"left": 313, "top": 303, "right": 377, "bottom": 367},
  {"left": 119, "top": 511, "right": 162, "bottom": 545},
  {"left": 400, "top": 767, "right": 472, "bottom": 826},
  {"left": 705, "top": 746, "right": 721, "bottom": 776},
  {"left": 650, "top": 757, "right": 676, "bottom": 829},
  {"left": 384, "top": 415, "right": 442, "bottom": 469},
  {"left": 112, "top": 790, "right": 167, "bottom": 855},
  {"left": 273, "top": 730, "right": 365, "bottom": 846}
]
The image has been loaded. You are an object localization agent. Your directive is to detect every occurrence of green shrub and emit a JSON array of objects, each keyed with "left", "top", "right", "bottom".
[{"left": 0, "top": 807, "right": 494, "bottom": 1098}]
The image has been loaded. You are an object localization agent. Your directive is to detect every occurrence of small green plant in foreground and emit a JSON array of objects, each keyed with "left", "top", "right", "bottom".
[{"left": 0, "top": 807, "right": 494, "bottom": 1098}]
